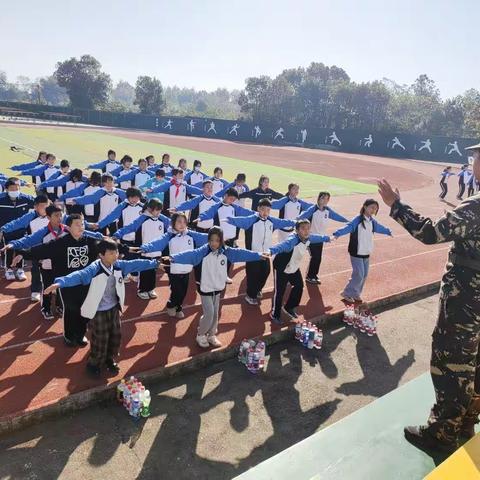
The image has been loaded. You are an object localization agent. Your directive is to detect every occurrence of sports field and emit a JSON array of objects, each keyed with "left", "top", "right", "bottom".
[{"left": 0, "top": 125, "right": 376, "bottom": 197}]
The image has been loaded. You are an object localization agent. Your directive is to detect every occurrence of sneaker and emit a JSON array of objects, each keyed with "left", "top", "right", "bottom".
[
  {"left": 196, "top": 334, "right": 210, "bottom": 348},
  {"left": 167, "top": 307, "right": 177, "bottom": 317},
  {"left": 41, "top": 308, "right": 54, "bottom": 320},
  {"left": 76, "top": 336, "right": 89, "bottom": 347},
  {"left": 105, "top": 358, "right": 120, "bottom": 374},
  {"left": 176, "top": 310, "right": 185, "bottom": 319},
  {"left": 15, "top": 269, "right": 27, "bottom": 281},
  {"left": 137, "top": 291, "right": 150, "bottom": 300},
  {"left": 5, "top": 269, "right": 15, "bottom": 281},
  {"left": 148, "top": 290, "right": 158, "bottom": 299},
  {"left": 245, "top": 295, "right": 258, "bottom": 305},
  {"left": 403, "top": 425, "right": 458, "bottom": 454},
  {"left": 207, "top": 335, "right": 222, "bottom": 347},
  {"left": 86, "top": 363, "right": 101, "bottom": 377},
  {"left": 31, "top": 292, "right": 41, "bottom": 302},
  {"left": 306, "top": 277, "right": 321, "bottom": 285},
  {"left": 283, "top": 307, "right": 298, "bottom": 319},
  {"left": 257, "top": 291, "right": 263, "bottom": 299},
  {"left": 342, "top": 295, "right": 356, "bottom": 304},
  {"left": 123, "top": 275, "right": 131, "bottom": 284},
  {"left": 269, "top": 312, "right": 282, "bottom": 325},
  {"left": 225, "top": 276, "right": 233, "bottom": 284}
]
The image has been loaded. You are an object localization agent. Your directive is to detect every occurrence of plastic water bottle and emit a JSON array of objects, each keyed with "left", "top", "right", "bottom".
[
  {"left": 307, "top": 328, "right": 315, "bottom": 349},
  {"left": 295, "top": 322, "right": 302, "bottom": 341},
  {"left": 238, "top": 339, "right": 247, "bottom": 363},
  {"left": 252, "top": 352, "right": 260, "bottom": 373},
  {"left": 116, "top": 379, "right": 126, "bottom": 402},
  {"left": 141, "top": 390, "right": 151, "bottom": 417},
  {"left": 314, "top": 329, "right": 323, "bottom": 349},
  {"left": 246, "top": 347, "right": 254, "bottom": 372},
  {"left": 256, "top": 341, "right": 266, "bottom": 371},
  {"left": 132, "top": 399, "right": 141, "bottom": 418},
  {"left": 123, "top": 385, "right": 132, "bottom": 409}
]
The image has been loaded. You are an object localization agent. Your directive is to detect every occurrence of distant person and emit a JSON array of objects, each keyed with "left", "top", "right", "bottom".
[{"left": 439, "top": 166, "right": 455, "bottom": 200}]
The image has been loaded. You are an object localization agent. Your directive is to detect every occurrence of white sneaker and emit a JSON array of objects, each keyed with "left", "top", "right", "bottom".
[
  {"left": 148, "top": 290, "right": 158, "bottom": 299},
  {"left": 5, "top": 269, "right": 15, "bottom": 281},
  {"left": 196, "top": 335, "right": 210, "bottom": 348},
  {"left": 225, "top": 276, "right": 233, "bottom": 284},
  {"left": 176, "top": 310, "right": 185, "bottom": 319},
  {"left": 207, "top": 335, "right": 222, "bottom": 347},
  {"left": 245, "top": 295, "right": 258, "bottom": 305},
  {"left": 123, "top": 275, "right": 131, "bottom": 284},
  {"left": 31, "top": 292, "right": 41, "bottom": 302},
  {"left": 167, "top": 307, "right": 177, "bottom": 317},
  {"left": 15, "top": 269, "right": 27, "bottom": 281},
  {"left": 137, "top": 291, "right": 150, "bottom": 300}
]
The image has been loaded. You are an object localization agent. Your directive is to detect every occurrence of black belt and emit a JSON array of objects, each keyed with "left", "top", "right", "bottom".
[{"left": 449, "top": 252, "right": 480, "bottom": 272}]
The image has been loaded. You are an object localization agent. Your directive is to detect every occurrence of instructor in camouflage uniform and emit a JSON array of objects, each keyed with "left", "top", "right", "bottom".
[{"left": 377, "top": 144, "right": 480, "bottom": 454}]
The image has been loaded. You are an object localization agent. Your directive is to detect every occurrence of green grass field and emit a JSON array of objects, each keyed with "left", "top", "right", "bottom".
[{"left": 0, "top": 125, "right": 376, "bottom": 197}]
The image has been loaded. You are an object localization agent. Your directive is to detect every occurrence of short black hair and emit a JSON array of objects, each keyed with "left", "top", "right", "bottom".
[
  {"left": 144, "top": 198, "right": 163, "bottom": 211},
  {"left": 46, "top": 153, "right": 56, "bottom": 161},
  {"left": 171, "top": 212, "right": 188, "bottom": 229},
  {"left": 101, "top": 173, "right": 114, "bottom": 183},
  {"left": 98, "top": 239, "right": 118, "bottom": 255},
  {"left": 193, "top": 159, "right": 202, "bottom": 168},
  {"left": 34, "top": 195, "right": 49, "bottom": 205},
  {"left": 317, "top": 191, "right": 331, "bottom": 201},
  {"left": 208, "top": 226, "right": 224, "bottom": 246},
  {"left": 145, "top": 155, "right": 154, "bottom": 162},
  {"left": 214, "top": 166, "right": 223, "bottom": 175},
  {"left": 224, "top": 188, "right": 239, "bottom": 198},
  {"left": 162, "top": 153, "right": 170, "bottom": 161},
  {"left": 295, "top": 219, "right": 310, "bottom": 230},
  {"left": 138, "top": 158, "right": 147, "bottom": 165},
  {"left": 236, "top": 173, "right": 246, "bottom": 182},
  {"left": 171, "top": 168, "right": 183, "bottom": 176},
  {"left": 258, "top": 198, "right": 271, "bottom": 209},
  {"left": 203, "top": 179, "right": 213, "bottom": 187},
  {"left": 37, "top": 151, "right": 47, "bottom": 160},
  {"left": 108, "top": 150, "right": 116, "bottom": 157},
  {"left": 90, "top": 171, "right": 102, "bottom": 184},
  {"left": 70, "top": 168, "right": 83, "bottom": 182},
  {"left": 155, "top": 169, "right": 166, "bottom": 177},
  {"left": 5, "top": 178, "right": 19, "bottom": 189},
  {"left": 126, "top": 187, "right": 142, "bottom": 199},
  {"left": 66, "top": 213, "right": 84, "bottom": 226},
  {"left": 60, "top": 159, "right": 70, "bottom": 169},
  {"left": 46, "top": 204, "right": 62, "bottom": 217},
  {"left": 121, "top": 155, "right": 132, "bottom": 164}
]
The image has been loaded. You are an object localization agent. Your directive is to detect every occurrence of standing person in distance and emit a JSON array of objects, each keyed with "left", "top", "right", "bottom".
[{"left": 239, "top": 175, "right": 283, "bottom": 211}]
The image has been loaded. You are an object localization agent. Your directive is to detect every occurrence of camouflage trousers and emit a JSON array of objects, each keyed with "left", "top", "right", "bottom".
[{"left": 425, "top": 266, "right": 480, "bottom": 443}]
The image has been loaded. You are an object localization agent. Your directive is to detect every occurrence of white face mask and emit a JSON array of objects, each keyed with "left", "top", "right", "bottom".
[{"left": 8, "top": 190, "right": 20, "bottom": 199}]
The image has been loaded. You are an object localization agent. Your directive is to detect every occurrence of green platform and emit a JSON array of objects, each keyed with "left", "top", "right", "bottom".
[{"left": 235, "top": 373, "right": 467, "bottom": 480}]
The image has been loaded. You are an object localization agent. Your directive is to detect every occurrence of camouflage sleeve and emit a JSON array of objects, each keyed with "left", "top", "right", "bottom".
[{"left": 390, "top": 198, "right": 479, "bottom": 245}]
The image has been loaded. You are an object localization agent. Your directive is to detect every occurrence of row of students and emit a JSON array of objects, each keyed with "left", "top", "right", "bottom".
[{"left": 440, "top": 165, "right": 479, "bottom": 200}]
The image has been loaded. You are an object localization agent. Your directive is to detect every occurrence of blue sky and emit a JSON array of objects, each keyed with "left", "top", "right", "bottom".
[{"left": 0, "top": 0, "right": 477, "bottom": 98}]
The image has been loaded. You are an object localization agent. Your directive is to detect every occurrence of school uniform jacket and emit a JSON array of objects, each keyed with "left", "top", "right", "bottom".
[
  {"left": 184, "top": 169, "right": 208, "bottom": 185},
  {"left": 171, "top": 244, "right": 262, "bottom": 294},
  {"left": 0, "top": 193, "right": 35, "bottom": 231},
  {"left": 199, "top": 202, "right": 253, "bottom": 240},
  {"left": 440, "top": 171, "right": 454, "bottom": 184},
  {"left": 217, "top": 182, "right": 251, "bottom": 207},
  {"left": 97, "top": 201, "right": 144, "bottom": 241},
  {"left": 21, "top": 164, "right": 60, "bottom": 192},
  {"left": 73, "top": 188, "right": 126, "bottom": 223},
  {"left": 151, "top": 181, "right": 199, "bottom": 212},
  {"left": 54, "top": 258, "right": 158, "bottom": 319},
  {"left": 1, "top": 210, "right": 49, "bottom": 237},
  {"left": 151, "top": 163, "right": 175, "bottom": 175},
  {"left": 87, "top": 159, "right": 121, "bottom": 173},
  {"left": 116, "top": 168, "right": 154, "bottom": 188},
  {"left": 271, "top": 196, "right": 312, "bottom": 220},
  {"left": 333, "top": 215, "right": 391, "bottom": 258},
  {"left": 227, "top": 214, "right": 295, "bottom": 252},
  {"left": 298, "top": 205, "right": 349, "bottom": 235},
  {"left": 39, "top": 174, "right": 89, "bottom": 201},
  {"left": 113, "top": 212, "right": 171, "bottom": 256},
  {"left": 175, "top": 194, "right": 220, "bottom": 229},
  {"left": 193, "top": 177, "right": 229, "bottom": 196},
  {"left": 270, "top": 233, "right": 330, "bottom": 274},
  {"left": 141, "top": 228, "right": 208, "bottom": 274},
  {"left": 239, "top": 187, "right": 283, "bottom": 211},
  {"left": 11, "top": 159, "right": 43, "bottom": 184},
  {"left": 458, "top": 170, "right": 469, "bottom": 186},
  {"left": 0, "top": 178, "right": 28, "bottom": 193}
]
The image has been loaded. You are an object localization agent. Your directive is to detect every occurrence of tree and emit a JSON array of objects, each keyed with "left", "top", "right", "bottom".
[
  {"left": 54, "top": 55, "right": 112, "bottom": 109},
  {"left": 134, "top": 76, "right": 165, "bottom": 114},
  {"left": 111, "top": 80, "right": 135, "bottom": 107},
  {"left": 38, "top": 76, "right": 68, "bottom": 105}
]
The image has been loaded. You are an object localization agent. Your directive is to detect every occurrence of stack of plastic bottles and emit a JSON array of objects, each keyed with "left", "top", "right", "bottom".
[
  {"left": 343, "top": 306, "right": 377, "bottom": 336},
  {"left": 294, "top": 321, "right": 323, "bottom": 349},
  {"left": 116, "top": 376, "right": 151, "bottom": 419},
  {"left": 238, "top": 339, "right": 266, "bottom": 374}
]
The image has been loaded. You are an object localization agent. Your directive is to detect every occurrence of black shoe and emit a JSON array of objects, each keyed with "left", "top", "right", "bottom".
[
  {"left": 403, "top": 425, "right": 458, "bottom": 454},
  {"left": 306, "top": 277, "right": 321, "bottom": 285},
  {"left": 86, "top": 363, "right": 101, "bottom": 377},
  {"left": 105, "top": 359, "right": 120, "bottom": 374},
  {"left": 284, "top": 307, "right": 298, "bottom": 319},
  {"left": 269, "top": 312, "right": 283, "bottom": 325},
  {"left": 63, "top": 336, "right": 76, "bottom": 347},
  {"left": 41, "top": 308, "right": 54, "bottom": 320},
  {"left": 76, "top": 336, "right": 89, "bottom": 347}
]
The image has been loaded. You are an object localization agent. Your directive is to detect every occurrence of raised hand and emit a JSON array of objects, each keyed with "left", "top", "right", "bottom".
[{"left": 377, "top": 179, "right": 401, "bottom": 207}]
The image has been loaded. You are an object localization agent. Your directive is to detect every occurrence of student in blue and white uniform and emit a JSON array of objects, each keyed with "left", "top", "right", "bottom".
[
  {"left": 154, "top": 153, "right": 175, "bottom": 175},
  {"left": 168, "top": 226, "right": 268, "bottom": 349},
  {"left": 139, "top": 212, "right": 208, "bottom": 318},
  {"left": 0, "top": 178, "right": 35, "bottom": 280},
  {"left": 110, "top": 155, "right": 135, "bottom": 189},
  {"left": 333, "top": 199, "right": 392, "bottom": 304},
  {"left": 146, "top": 155, "right": 160, "bottom": 171},
  {"left": 298, "top": 191, "right": 349, "bottom": 284},
  {"left": 141, "top": 169, "right": 167, "bottom": 202},
  {"left": 217, "top": 173, "right": 250, "bottom": 208},
  {"left": 60, "top": 171, "right": 102, "bottom": 220},
  {"left": 39, "top": 168, "right": 87, "bottom": 211},
  {"left": 116, "top": 158, "right": 154, "bottom": 189},
  {"left": 439, "top": 166, "right": 455, "bottom": 200},
  {"left": 174, "top": 179, "right": 220, "bottom": 232},
  {"left": 1, "top": 195, "right": 50, "bottom": 299},
  {"left": 0, "top": 176, "right": 29, "bottom": 193},
  {"left": 269, "top": 219, "right": 330, "bottom": 324},
  {"left": 113, "top": 198, "right": 170, "bottom": 299},
  {"left": 184, "top": 160, "right": 208, "bottom": 186},
  {"left": 270, "top": 183, "right": 312, "bottom": 241},
  {"left": 202, "top": 167, "right": 230, "bottom": 195},
  {"left": 177, "top": 158, "right": 189, "bottom": 175},
  {"left": 11, "top": 151, "right": 47, "bottom": 187},
  {"left": 71, "top": 173, "right": 126, "bottom": 234},
  {"left": 21, "top": 153, "right": 59, "bottom": 199},
  {"left": 44, "top": 239, "right": 159, "bottom": 377},
  {"left": 466, "top": 168, "right": 476, "bottom": 197},
  {"left": 226, "top": 198, "right": 295, "bottom": 305},
  {"left": 457, "top": 164, "right": 470, "bottom": 200},
  {"left": 87, "top": 149, "right": 120, "bottom": 174}
]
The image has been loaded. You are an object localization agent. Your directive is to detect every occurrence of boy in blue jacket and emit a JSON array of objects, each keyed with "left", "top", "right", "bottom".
[
  {"left": 45, "top": 239, "right": 159, "bottom": 377},
  {"left": 87, "top": 149, "right": 119, "bottom": 174},
  {"left": 269, "top": 219, "right": 330, "bottom": 324},
  {"left": 116, "top": 158, "right": 154, "bottom": 189},
  {"left": 21, "top": 153, "right": 59, "bottom": 198}
]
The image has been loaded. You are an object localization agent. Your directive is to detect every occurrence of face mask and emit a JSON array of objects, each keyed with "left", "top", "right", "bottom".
[{"left": 8, "top": 190, "right": 20, "bottom": 199}]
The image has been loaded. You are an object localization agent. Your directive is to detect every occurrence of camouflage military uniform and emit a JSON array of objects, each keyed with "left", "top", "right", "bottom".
[{"left": 390, "top": 194, "right": 480, "bottom": 444}]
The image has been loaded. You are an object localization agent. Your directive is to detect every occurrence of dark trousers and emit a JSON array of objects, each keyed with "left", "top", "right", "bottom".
[
  {"left": 138, "top": 256, "right": 158, "bottom": 292},
  {"left": 246, "top": 259, "right": 271, "bottom": 298},
  {"left": 307, "top": 243, "right": 324, "bottom": 279},
  {"left": 467, "top": 184, "right": 475, "bottom": 197},
  {"left": 225, "top": 238, "right": 236, "bottom": 273},
  {"left": 195, "top": 226, "right": 210, "bottom": 234},
  {"left": 59, "top": 287, "right": 89, "bottom": 342},
  {"left": 272, "top": 268, "right": 304, "bottom": 319},
  {"left": 167, "top": 273, "right": 190, "bottom": 311},
  {"left": 122, "top": 240, "right": 139, "bottom": 276},
  {"left": 458, "top": 182, "right": 465, "bottom": 199},
  {"left": 89, "top": 306, "right": 121, "bottom": 367},
  {"left": 440, "top": 181, "right": 448, "bottom": 199},
  {"left": 41, "top": 268, "right": 56, "bottom": 311},
  {"left": 2, "top": 235, "right": 24, "bottom": 269},
  {"left": 31, "top": 260, "right": 42, "bottom": 293}
]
